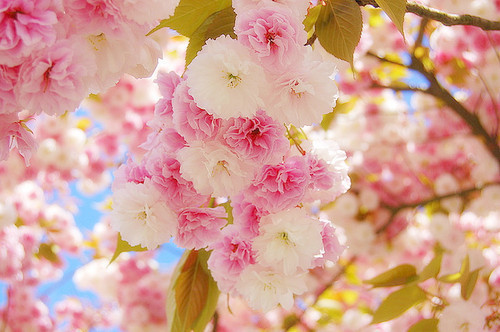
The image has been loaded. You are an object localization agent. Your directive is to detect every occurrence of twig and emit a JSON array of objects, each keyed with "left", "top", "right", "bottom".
[
  {"left": 370, "top": 81, "right": 426, "bottom": 93},
  {"left": 366, "top": 51, "right": 406, "bottom": 66},
  {"left": 355, "top": 0, "right": 500, "bottom": 31},
  {"left": 413, "top": 17, "right": 429, "bottom": 53},
  {"left": 368, "top": 49, "right": 500, "bottom": 164},
  {"left": 212, "top": 310, "right": 219, "bottom": 332},
  {"left": 306, "top": 34, "right": 317, "bottom": 46},
  {"left": 376, "top": 181, "right": 500, "bottom": 234},
  {"left": 407, "top": 2, "right": 500, "bottom": 31},
  {"left": 408, "top": 54, "right": 500, "bottom": 164}
]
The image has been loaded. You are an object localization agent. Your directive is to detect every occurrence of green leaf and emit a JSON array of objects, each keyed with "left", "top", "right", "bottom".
[
  {"left": 37, "top": 243, "right": 60, "bottom": 263},
  {"left": 418, "top": 252, "right": 442, "bottom": 282},
  {"left": 185, "top": 6, "right": 236, "bottom": 67},
  {"left": 167, "top": 249, "right": 220, "bottom": 332},
  {"left": 148, "top": 0, "right": 232, "bottom": 37},
  {"left": 320, "top": 98, "right": 357, "bottom": 130},
  {"left": 109, "top": 233, "right": 148, "bottom": 265},
  {"left": 303, "top": 5, "right": 322, "bottom": 33},
  {"left": 364, "top": 264, "right": 417, "bottom": 288},
  {"left": 461, "top": 268, "right": 480, "bottom": 300},
  {"left": 371, "top": 285, "right": 427, "bottom": 324},
  {"left": 374, "top": 0, "right": 407, "bottom": 37},
  {"left": 408, "top": 318, "right": 439, "bottom": 332},
  {"left": 315, "top": 0, "right": 362, "bottom": 67},
  {"left": 439, "top": 254, "right": 469, "bottom": 283},
  {"left": 321, "top": 111, "right": 336, "bottom": 131},
  {"left": 219, "top": 200, "right": 234, "bottom": 225}
]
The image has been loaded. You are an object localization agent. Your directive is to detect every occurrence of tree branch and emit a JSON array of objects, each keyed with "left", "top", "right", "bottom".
[
  {"left": 413, "top": 17, "right": 429, "bottom": 53},
  {"left": 355, "top": 0, "right": 500, "bottom": 31},
  {"left": 368, "top": 49, "right": 500, "bottom": 164},
  {"left": 370, "top": 81, "right": 426, "bottom": 93},
  {"left": 408, "top": 54, "right": 500, "bottom": 164},
  {"left": 376, "top": 181, "right": 500, "bottom": 234}
]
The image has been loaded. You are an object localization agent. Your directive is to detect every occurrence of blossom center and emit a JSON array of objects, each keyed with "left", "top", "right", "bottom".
[
  {"left": 459, "top": 322, "right": 470, "bottom": 332},
  {"left": 290, "top": 79, "right": 313, "bottom": 98},
  {"left": 137, "top": 209, "right": 149, "bottom": 225},
  {"left": 212, "top": 160, "right": 231, "bottom": 177},
  {"left": 43, "top": 65, "right": 54, "bottom": 93},
  {"left": 249, "top": 127, "right": 261, "bottom": 139},
  {"left": 6, "top": 10, "right": 21, "bottom": 19},
  {"left": 88, "top": 33, "right": 107, "bottom": 51},
  {"left": 226, "top": 73, "right": 242, "bottom": 88},
  {"left": 277, "top": 231, "right": 295, "bottom": 246},
  {"left": 265, "top": 31, "right": 276, "bottom": 44}
]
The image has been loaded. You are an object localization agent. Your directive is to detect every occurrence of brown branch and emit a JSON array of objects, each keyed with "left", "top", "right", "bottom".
[
  {"left": 367, "top": 50, "right": 500, "bottom": 164},
  {"left": 376, "top": 181, "right": 500, "bottom": 234},
  {"left": 211, "top": 310, "right": 219, "bottom": 332},
  {"left": 293, "top": 257, "right": 357, "bottom": 329},
  {"left": 306, "top": 33, "right": 317, "bottom": 46},
  {"left": 355, "top": 0, "right": 500, "bottom": 31},
  {"left": 408, "top": 55, "right": 500, "bottom": 164},
  {"left": 366, "top": 51, "right": 405, "bottom": 67},
  {"left": 413, "top": 17, "right": 429, "bottom": 53},
  {"left": 370, "top": 81, "right": 426, "bottom": 93}
]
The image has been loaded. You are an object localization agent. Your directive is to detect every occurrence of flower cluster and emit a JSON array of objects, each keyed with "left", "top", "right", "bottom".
[
  {"left": 0, "top": 0, "right": 179, "bottom": 165},
  {"left": 110, "top": 0, "right": 349, "bottom": 311}
]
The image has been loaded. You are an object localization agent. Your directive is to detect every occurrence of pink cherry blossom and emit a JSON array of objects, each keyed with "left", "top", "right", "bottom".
[
  {"left": 222, "top": 110, "right": 289, "bottom": 165},
  {"left": 0, "top": 114, "right": 36, "bottom": 165},
  {"left": 231, "top": 194, "right": 264, "bottom": 238},
  {"left": 177, "top": 140, "right": 256, "bottom": 197},
  {"left": 172, "top": 80, "right": 222, "bottom": 141},
  {"left": 313, "top": 221, "right": 345, "bottom": 266},
  {"left": 112, "top": 158, "right": 150, "bottom": 192},
  {"left": 246, "top": 155, "right": 310, "bottom": 213},
  {"left": 149, "top": 70, "right": 181, "bottom": 130},
  {"left": 2, "top": 286, "right": 54, "bottom": 331},
  {"left": 64, "top": 0, "right": 126, "bottom": 36},
  {"left": 267, "top": 47, "right": 339, "bottom": 126},
  {"left": 0, "top": 65, "right": 20, "bottom": 114},
  {"left": 140, "top": 126, "right": 187, "bottom": 153},
  {"left": 207, "top": 225, "right": 257, "bottom": 293},
  {"left": 0, "top": 0, "right": 59, "bottom": 66},
  {"left": 16, "top": 39, "right": 95, "bottom": 116},
  {"left": 110, "top": 178, "right": 177, "bottom": 250},
  {"left": 144, "top": 151, "right": 210, "bottom": 211},
  {"left": 174, "top": 206, "right": 227, "bottom": 250},
  {"left": 235, "top": 6, "right": 306, "bottom": 70},
  {"left": 304, "top": 152, "right": 350, "bottom": 203},
  {"left": 253, "top": 207, "right": 323, "bottom": 275},
  {"left": 0, "top": 226, "right": 24, "bottom": 281}
]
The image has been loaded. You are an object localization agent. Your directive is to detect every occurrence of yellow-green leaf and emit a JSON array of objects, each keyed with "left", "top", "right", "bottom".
[
  {"left": 418, "top": 252, "right": 442, "bottom": 282},
  {"left": 109, "top": 233, "right": 148, "bottom": 265},
  {"left": 321, "top": 98, "right": 358, "bottom": 130},
  {"left": 374, "top": 0, "right": 407, "bottom": 37},
  {"left": 315, "top": 0, "right": 362, "bottom": 67},
  {"left": 148, "top": 0, "right": 232, "bottom": 37},
  {"left": 365, "top": 264, "right": 417, "bottom": 288},
  {"left": 167, "top": 249, "right": 220, "bottom": 332},
  {"left": 408, "top": 318, "right": 439, "bottom": 332},
  {"left": 439, "top": 255, "right": 469, "bottom": 283},
  {"left": 219, "top": 200, "right": 234, "bottom": 225},
  {"left": 303, "top": 4, "right": 322, "bottom": 33},
  {"left": 37, "top": 243, "right": 60, "bottom": 263},
  {"left": 371, "top": 285, "right": 427, "bottom": 324},
  {"left": 461, "top": 268, "right": 480, "bottom": 300},
  {"left": 185, "top": 6, "right": 236, "bottom": 67}
]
